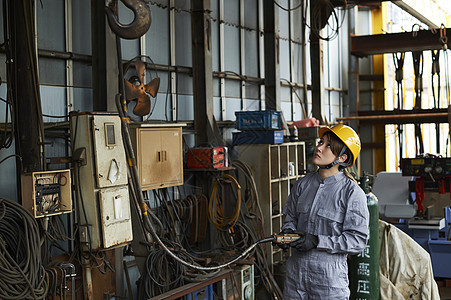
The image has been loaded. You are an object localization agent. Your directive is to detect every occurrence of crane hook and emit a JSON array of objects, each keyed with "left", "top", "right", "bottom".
[{"left": 106, "top": 0, "right": 151, "bottom": 40}]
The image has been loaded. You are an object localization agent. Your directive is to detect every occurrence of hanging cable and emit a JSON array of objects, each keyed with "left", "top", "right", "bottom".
[
  {"left": 232, "top": 159, "right": 265, "bottom": 236},
  {"left": 308, "top": 0, "right": 346, "bottom": 41},
  {"left": 273, "top": 0, "right": 302, "bottom": 11},
  {"left": 431, "top": 50, "right": 441, "bottom": 109},
  {"left": 412, "top": 51, "right": 424, "bottom": 109},
  {"left": 431, "top": 49, "right": 441, "bottom": 153},
  {"left": 393, "top": 52, "right": 405, "bottom": 110},
  {"left": 281, "top": 78, "right": 308, "bottom": 118},
  {"left": 444, "top": 50, "right": 451, "bottom": 106},
  {"left": 412, "top": 51, "right": 424, "bottom": 155},
  {"left": 393, "top": 52, "right": 405, "bottom": 164},
  {"left": 40, "top": 215, "right": 74, "bottom": 261},
  {"left": 209, "top": 174, "right": 241, "bottom": 232}
]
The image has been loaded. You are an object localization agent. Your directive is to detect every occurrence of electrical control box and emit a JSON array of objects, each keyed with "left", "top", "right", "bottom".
[
  {"left": 21, "top": 169, "right": 72, "bottom": 218},
  {"left": 401, "top": 157, "right": 451, "bottom": 177},
  {"left": 70, "top": 112, "right": 132, "bottom": 251}
]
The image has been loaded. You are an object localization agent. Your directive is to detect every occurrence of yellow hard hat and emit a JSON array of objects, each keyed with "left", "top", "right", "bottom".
[{"left": 318, "top": 124, "right": 361, "bottom": 167}]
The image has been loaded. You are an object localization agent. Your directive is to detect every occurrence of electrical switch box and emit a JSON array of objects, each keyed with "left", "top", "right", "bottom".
[
  {"left": 129, "top": 124, "right": 184, "bottom": 190},
  {"left": 70, "top": 112, "right": 132, "bottom": 251},
  {"left": 98, "top": 186, "right": 133, "bottom": 248},
  {"left": 21, "top": 169, "right": 72, "bottom": 218}
]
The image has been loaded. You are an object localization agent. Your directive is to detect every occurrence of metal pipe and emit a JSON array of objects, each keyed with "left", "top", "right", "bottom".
[
  {"left": 2, "top": 48, "right": 192, "bottom": 74},
  {"left": 240, "top": 0, "right": 246, "bottom": 110},
  {"left": 219, "top": 0, "right": 226, "bottom": 120},
  {"left": 170, "top": 0, "right": 177, "bottom": 121},
  {"left": 37, "top": 49, "right": 92, "bottom": 62},
  {"left": 324, "top": 86, "right": 347, "bottom": 93}
]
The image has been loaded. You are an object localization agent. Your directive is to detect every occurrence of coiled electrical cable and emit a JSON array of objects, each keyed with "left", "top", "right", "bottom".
[
  {"left": 209, "top": 174, "right": 241, "bottom": 231},
  {"left": 232, "top": 160, "right": 265, "bottom": 228},
  {"left": 138, "top": 241, "right": 186, "bottom": 299},
  {"left": 0, "top": 197, "right": 47, "bottom": 299}
]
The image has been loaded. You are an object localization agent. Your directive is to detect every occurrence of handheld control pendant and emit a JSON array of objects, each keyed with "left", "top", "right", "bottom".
[{"left": 273, "top": 233, "right": 301, "bottom": 244}]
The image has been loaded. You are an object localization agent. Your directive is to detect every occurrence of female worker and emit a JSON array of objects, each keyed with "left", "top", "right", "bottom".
[{"left": 279, "top": 124, "right": 369, "bottom": 299}]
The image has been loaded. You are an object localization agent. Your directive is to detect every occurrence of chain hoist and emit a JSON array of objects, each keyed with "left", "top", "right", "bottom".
[
  {"left": 431, "top": 50, "right": 441, "bottom": 153},
  {"left": 393, "top": 52, "right": 405, "bottom": 163},
  {"left": 412, "top": 51, "right": 424, "bottom": 155}
]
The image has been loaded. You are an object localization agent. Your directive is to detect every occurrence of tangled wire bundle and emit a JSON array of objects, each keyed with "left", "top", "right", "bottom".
[
  {"left": 0, "top": 197, "right": 47, "bottom": 299},
  {"left": 138, "top": 245, "right": 185, "bottom": 298}
]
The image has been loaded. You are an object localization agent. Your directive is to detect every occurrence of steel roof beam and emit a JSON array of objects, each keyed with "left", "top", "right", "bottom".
[
  {"left": 337, "top": 108, "right": 450, "bottom": 125},
  {"left": 351, "top": 28, "right": 450, "bottom": 57}
]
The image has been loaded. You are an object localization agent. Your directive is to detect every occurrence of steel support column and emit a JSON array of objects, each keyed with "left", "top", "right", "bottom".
[
  {"left": 371, "top": 5, "right": 386, "bottom": 174},
  {"left": 191, "top": 0, "right": 214, "bottom": 145},
  {"left": 9, "top": 0, "right": 45, "bottom": 176},
  {"left": 310, "top": 0, "right": 324, "bottom": 122},
  {"left": 258, "top": 0, "right": 266, "bottom": 110},
  {"left": 263, "top": 0, "right": 280, "bottom": 111},
  {"left": 219, "top": 0, "right": 226, "bottom": 120},
  {"left": 92, "top": 0, "right": 119, "bottom": 112},
  {"left": 169, "top": 0, "right": 177, "bottom": 121},
  {"left": 239, "top": 0, "right": 246, "bottom": 111},
  {"left": 348, "top": 6, "right": 360, "bottom": 170}
]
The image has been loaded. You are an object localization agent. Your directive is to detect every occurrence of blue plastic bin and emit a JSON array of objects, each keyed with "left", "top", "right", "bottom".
[{"left": 235, "top": 110, "right": 282, "bottom": 130}]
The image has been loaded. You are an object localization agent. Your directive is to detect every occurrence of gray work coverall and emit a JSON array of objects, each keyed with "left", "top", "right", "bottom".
[{"left": 281, "top": 171, "right": 369, "bottom": 299}]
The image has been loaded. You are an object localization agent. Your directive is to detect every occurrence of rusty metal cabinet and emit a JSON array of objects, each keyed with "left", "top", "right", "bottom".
[{"left": 129, "top": 124, "right": 184, "bottom": 190}]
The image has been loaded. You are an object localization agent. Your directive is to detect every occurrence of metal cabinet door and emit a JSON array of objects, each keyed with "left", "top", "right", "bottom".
[
  {"left": 91, "top": 115, "right": 128, "bottom": 188},
  {"left": 137, "top": 127, "right": 183, "bottom": 190},
  {"left": 98, "top": 186, "right": 133, "bottom": 249}
]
